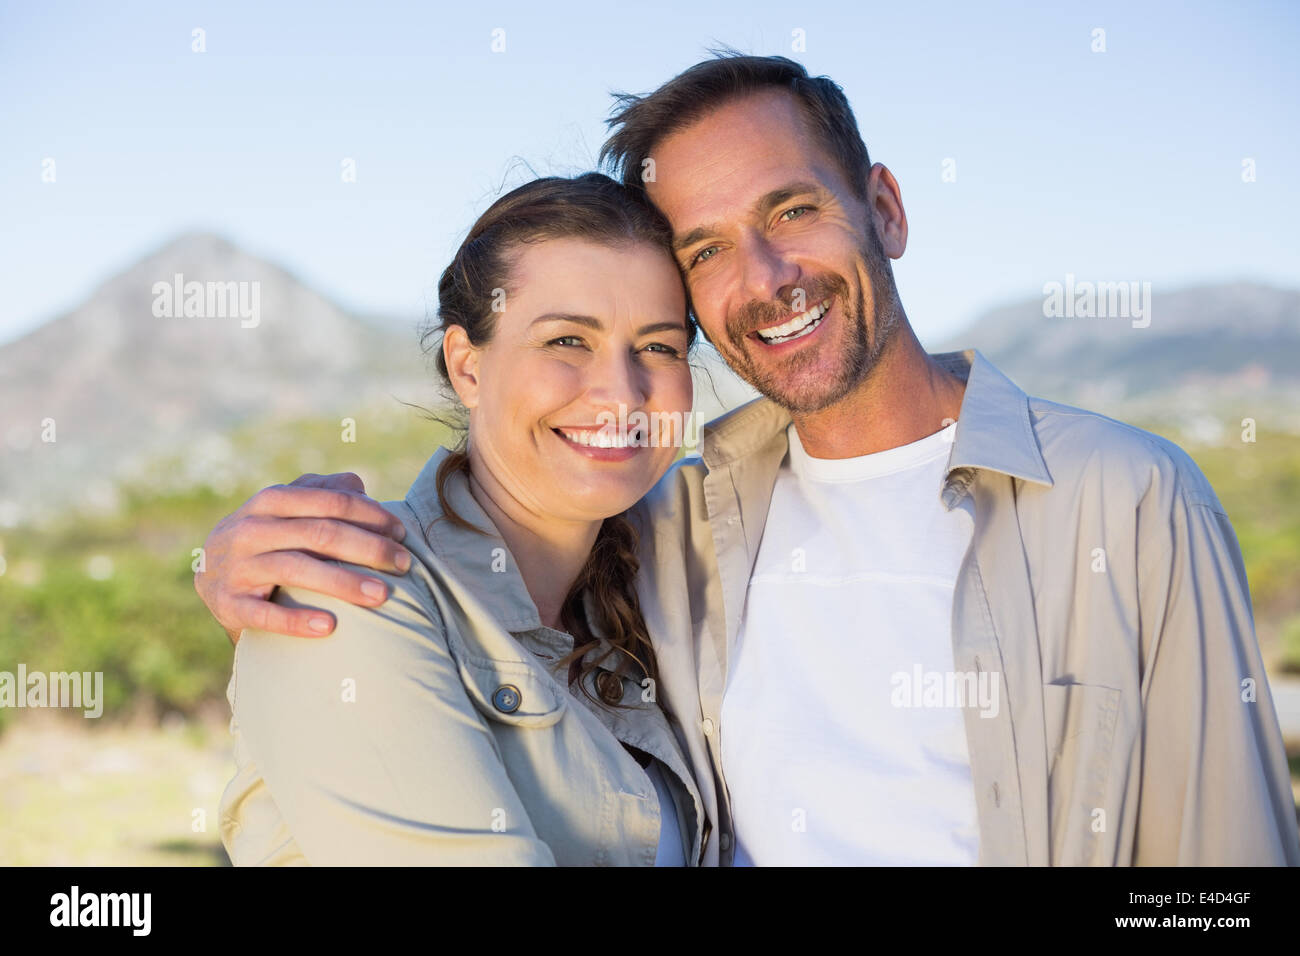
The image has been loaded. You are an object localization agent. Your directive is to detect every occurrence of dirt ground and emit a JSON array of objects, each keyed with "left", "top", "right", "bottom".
[
  {"left": 0, "top": 712, "right": 234, "bottom": 866},
  {"left": 2, "top": 708, "right": 1297, "bottom": 866}
]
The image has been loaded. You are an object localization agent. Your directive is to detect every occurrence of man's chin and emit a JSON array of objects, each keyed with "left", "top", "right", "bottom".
[
  {"left": 741, "top": 366, "right": 848, "bottom": 416},
  {"left": 731, "top": 348, "right": 847, "bottom": 414},
  {"left": 762, "top": 383, "right": 850, "bottom": 416}
]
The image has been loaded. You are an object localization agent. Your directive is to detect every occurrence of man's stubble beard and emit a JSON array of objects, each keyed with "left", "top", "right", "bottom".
[{"left": 722, "top": 238, "right": 902, "bottom": 416}]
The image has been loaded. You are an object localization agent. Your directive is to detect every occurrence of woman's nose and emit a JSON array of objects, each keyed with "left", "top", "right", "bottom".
[{"left": 584, "top": 350, "right": 648, "bottom": 412}]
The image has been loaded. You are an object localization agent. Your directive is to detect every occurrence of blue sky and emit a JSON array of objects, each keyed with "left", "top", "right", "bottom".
[{"left": 2, "top": 0, "right": 1297, "bottom": 348}]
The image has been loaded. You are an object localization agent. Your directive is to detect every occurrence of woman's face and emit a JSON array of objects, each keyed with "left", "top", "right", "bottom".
[{"left": 448, "top": 237, "right": 693, "bottom": 524}]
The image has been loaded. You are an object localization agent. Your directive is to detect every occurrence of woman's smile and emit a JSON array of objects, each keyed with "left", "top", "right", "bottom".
[{"left": 551, "top": 423, "right": 647, "bottom": 462}]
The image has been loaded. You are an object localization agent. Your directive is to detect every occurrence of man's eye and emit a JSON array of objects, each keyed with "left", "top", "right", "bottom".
[
  {"left": 690, "top": 245, "right": 719, "bottom": 268},
  {"left": 780, "top": 205, "right": 813, "bottom": 222}
]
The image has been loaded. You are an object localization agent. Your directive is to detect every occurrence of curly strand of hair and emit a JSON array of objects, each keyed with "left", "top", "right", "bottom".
[{"left": 556, "top": 513, "right": 665, "bottom": 716}]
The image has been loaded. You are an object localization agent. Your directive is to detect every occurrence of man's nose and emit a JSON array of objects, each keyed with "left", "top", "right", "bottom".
[{"left": 738, "top": 232, "right": 800, "bottom": 304}]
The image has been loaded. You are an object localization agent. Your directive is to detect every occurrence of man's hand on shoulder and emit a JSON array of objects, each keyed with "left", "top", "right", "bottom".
[{"left": 193, "top": 471, "right": 412, "bottom": 645}]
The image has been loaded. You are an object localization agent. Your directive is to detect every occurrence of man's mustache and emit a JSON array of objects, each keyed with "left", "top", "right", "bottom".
[{"left": 728, "top": 279, "right": 849, "bottom": 341}]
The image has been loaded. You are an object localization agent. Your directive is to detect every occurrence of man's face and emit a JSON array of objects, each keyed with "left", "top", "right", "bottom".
[{"left": 647, "top": 89, "right": 902, "bottom": 415}]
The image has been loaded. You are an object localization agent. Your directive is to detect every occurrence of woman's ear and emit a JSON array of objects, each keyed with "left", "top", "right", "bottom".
[{"left": 442, "top": 325, "right": 481, "bottom": 409}]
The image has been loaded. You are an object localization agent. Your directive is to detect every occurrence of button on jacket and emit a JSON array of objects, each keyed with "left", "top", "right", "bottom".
[
  {"left": 632, "top": 349, "right": 1300, "bottom": 866},
  {"left": 220, "top": 448, "right": 705, "bottom": 866}
]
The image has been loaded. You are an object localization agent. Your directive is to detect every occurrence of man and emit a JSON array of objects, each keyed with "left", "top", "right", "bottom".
[{"left": 196, "top": 53, "right": 1300, "bottom": 865}]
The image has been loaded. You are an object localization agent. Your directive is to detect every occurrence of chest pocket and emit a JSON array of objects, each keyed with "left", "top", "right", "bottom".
[
  {"left": 447, "top": 635, "right": 568, "bottom": 729},
  {"left": 1043, "top": 680, "right": 1121, "bottom": 865}
]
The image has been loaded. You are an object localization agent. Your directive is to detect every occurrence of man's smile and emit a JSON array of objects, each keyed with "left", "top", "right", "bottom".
[{"left": 748, "top": 298, "right": 832, "bottom": 348}]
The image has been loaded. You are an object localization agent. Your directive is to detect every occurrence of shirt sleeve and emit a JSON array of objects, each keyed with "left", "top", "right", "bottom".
[
  {"left": 228, "top": 571, "right": 557, "bottom": 866},
  {"left": 1134, "top": 476, "right": 1300, "bottom": 865}
]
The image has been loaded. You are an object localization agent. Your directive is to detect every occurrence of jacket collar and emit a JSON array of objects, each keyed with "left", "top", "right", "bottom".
[
  {"left": 403, "top": 447, "right": 543, "bottom": 632},
  {"left": 701, "top": 348, "right": 1053, "bottom": 488}
]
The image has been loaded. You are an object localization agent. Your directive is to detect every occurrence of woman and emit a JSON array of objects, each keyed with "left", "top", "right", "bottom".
[{"left": 219, "top": 173, "right": 703, "bottom": 865}]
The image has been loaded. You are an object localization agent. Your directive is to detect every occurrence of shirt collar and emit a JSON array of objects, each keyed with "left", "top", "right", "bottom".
[
  {"left": 700, "top": 394, "right": 791, "bottom": 470},
  {"left": 937, "top": 349, "right": 1052, "bottom": 487},
  {"left": 403, "top": 446, "right": 543, "bottom": 631},
  {"left": 700, "top": 348, "right": 1052, "bottom": 487}
]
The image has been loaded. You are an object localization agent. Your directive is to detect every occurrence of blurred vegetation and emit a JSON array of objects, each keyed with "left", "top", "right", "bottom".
[
  {"left": 1166, "top": 425, "right": 1300, "bottom": 673},
  {"left": 0, "top": 404, "right": 455, "bottom": 732},
  {"left": 0, "top": 409, "right": 1297, "bottom": 736}
]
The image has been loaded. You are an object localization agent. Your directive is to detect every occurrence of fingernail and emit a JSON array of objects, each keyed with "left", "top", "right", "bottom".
[
  {"left": 360, "top": 579, "right": 387, "bottom": 602},
  {"left": 392, "top": 522, "right": 407, "bottom": 541},
  {"left": 308, "top": 615, "right": 333, "bottom": 634},
  {"left": 395, "top": 550, "right": 412, "bottom": 573}
]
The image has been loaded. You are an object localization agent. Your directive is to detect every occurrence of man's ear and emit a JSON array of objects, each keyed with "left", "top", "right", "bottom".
[
  {"left": 866, "top": 163, "right": 908, "bottom": 260},
  {"left": 442, "top": 325, "right": 481, "bottom": 409}
]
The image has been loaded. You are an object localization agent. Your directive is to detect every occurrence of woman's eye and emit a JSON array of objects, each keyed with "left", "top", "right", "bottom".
[
  {"left": 643, "top": 343, "right": 682, "bottom": 357},
  {"left": 780, "top": 205, "right": 813, "bottom": 222},
  {"left": 547, "top": 336, "right": 586, "bottom": 348}
]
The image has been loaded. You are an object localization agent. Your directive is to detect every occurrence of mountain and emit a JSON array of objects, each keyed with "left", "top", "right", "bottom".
[
  {"left": 0, "top": 234, "right": 436, "bottom": 524},
  {"left": 937, "top": 281, "right": 1300, "bottom": 432},
  {"left": 0, "top": 232, "right": 761, "bottom": 526},
  {"left": 5, "top": 236, "right": 1292, "bottom": 527}
]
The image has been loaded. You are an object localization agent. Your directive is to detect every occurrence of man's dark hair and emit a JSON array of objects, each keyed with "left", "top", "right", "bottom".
[{"left": 599, "top": 50, "right": 873, "bottom": 202}]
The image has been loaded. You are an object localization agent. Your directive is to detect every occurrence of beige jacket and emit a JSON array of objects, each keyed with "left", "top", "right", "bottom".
[
  {"left": 220, "top": 448, "right": 705, "bottom": 866},
  {"left": 633, "top": 349, "right": 1300, "bottom": 866}
]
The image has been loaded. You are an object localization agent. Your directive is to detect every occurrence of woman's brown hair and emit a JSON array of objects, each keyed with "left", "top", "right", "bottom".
[{"left": 419, "top": 172, "right": 694, "bottom": 710}]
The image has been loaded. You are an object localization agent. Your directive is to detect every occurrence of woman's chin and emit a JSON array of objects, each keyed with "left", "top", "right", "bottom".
[
  {"left": 549, "top": 468, "right": 659, "bottom": 521},
  {"left": 540, "top": 436, "right": 675, "bottom": 517}
]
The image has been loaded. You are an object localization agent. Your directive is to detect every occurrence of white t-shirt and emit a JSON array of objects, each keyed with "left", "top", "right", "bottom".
[{"left": 721, "top": 422, "right": 981, "bottom": 865}]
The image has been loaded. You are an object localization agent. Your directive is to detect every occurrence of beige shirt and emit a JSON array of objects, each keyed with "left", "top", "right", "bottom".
[
  {"left": 220, "top": 449, "right": 705, "bottom": 866},
  {"left": 633, "top": 349, "right": 1300, "bottom": 866}
]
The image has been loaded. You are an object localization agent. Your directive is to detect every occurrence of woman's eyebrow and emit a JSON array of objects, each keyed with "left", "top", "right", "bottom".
[
  {"left": 530, "top": 313, "right": 602, "bottom": 329},
  {"left": 529, "top": 314, "right": 685, "bottom": 337}
]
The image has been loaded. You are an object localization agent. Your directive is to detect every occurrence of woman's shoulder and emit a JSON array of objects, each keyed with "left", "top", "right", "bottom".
[
  {"left": 261, "top": 496, "right": 449, "bottom": 653},
  {"left": 230, "top": 502, "right": 479, "bottom": 747},
  {"left": 235, "top": 494, "right": 568, "bottom": 736},
  {"left": 251, "top": 492, "right": 544, "bottom": 684}
]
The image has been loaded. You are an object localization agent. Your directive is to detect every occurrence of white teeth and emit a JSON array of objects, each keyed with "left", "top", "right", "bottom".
[
  {"left": 557, "top": 428, "right": 639, "bottom": 448},
  {"left": 755, "top": 300, "right": 829, "bottom": 342}
]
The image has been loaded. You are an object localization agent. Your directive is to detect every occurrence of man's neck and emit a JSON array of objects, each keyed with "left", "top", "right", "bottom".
[{"left": 790, "top": 328, "right": 966, "bottom": 460}]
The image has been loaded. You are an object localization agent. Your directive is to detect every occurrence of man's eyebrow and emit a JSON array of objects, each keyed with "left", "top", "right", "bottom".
[
  {"left": 755, "top": 181, "right": 824, "bottom": 217},
  {"left": 672, "top": 181, "right": 825, "bottom": 254},
  {"left": 530, "top": 314, "right": 688, "bottom": 337}
]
